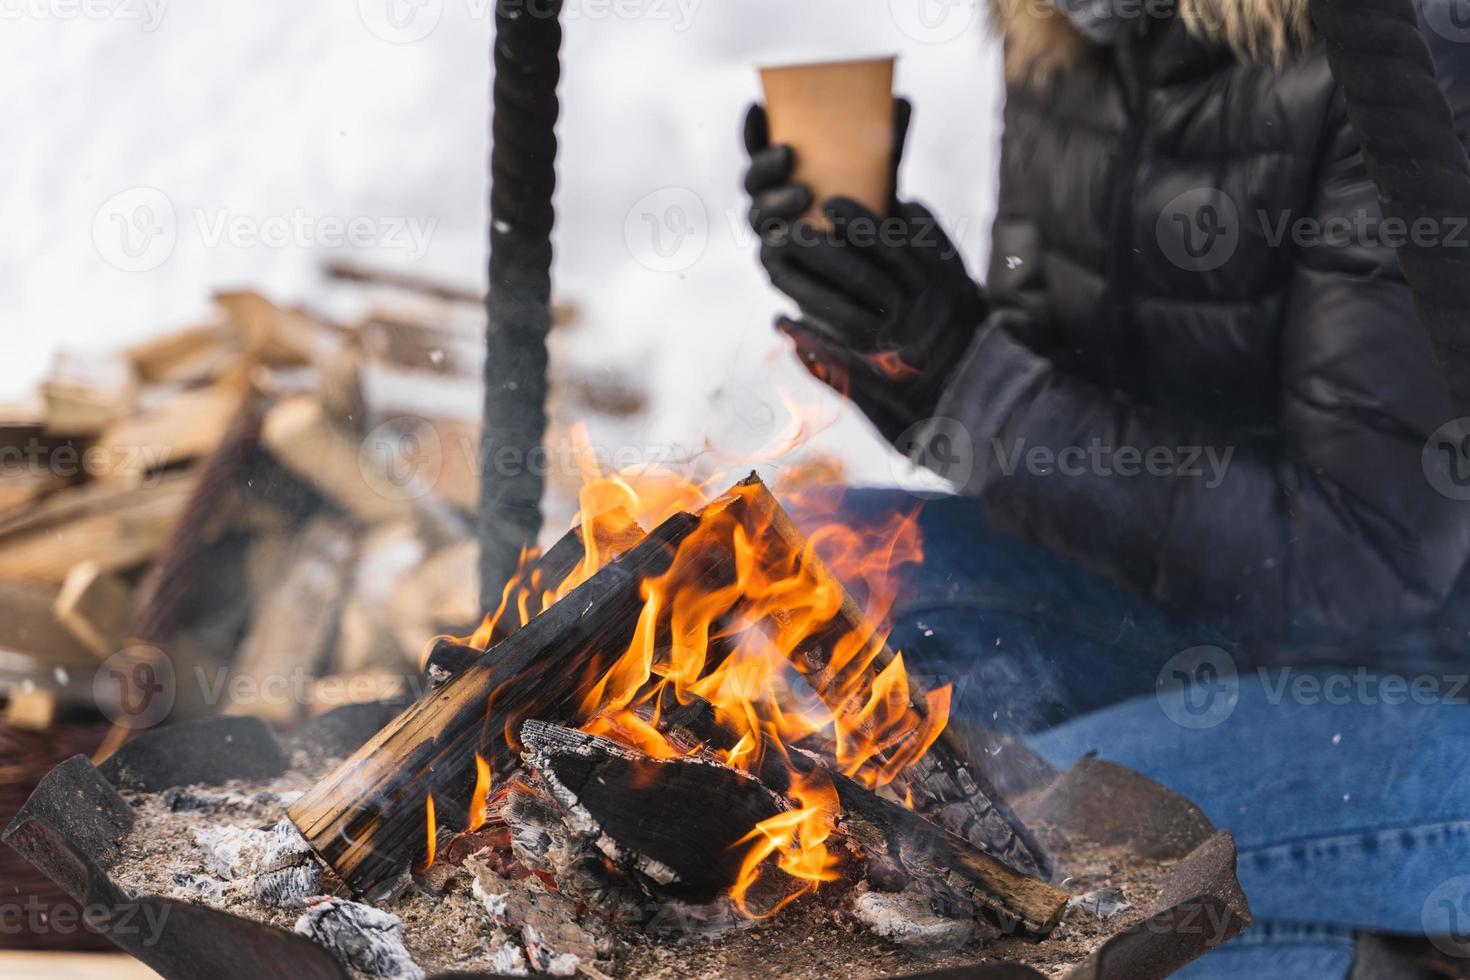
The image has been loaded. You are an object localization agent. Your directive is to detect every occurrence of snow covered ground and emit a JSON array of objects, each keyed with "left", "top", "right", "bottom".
[{"left": 3, "top": 0, "right": 1002, "bottom": 486}]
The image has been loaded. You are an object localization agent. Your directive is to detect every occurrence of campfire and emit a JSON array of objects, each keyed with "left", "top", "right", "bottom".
[
  {"left": 288, "top": 471, "right": 1062, "bottom": 939},
  {"left": 5, "top": 426, "right": 1251, "bottom": 979}
]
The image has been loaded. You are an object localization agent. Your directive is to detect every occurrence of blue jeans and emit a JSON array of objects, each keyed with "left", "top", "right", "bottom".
[{"left": 796, "top": 489, "right": 1470, "bottom": 978}]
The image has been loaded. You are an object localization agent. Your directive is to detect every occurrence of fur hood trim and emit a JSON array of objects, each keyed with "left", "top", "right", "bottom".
[{"left": 992, "top": 0, "right": 1314, "bottom": 80}]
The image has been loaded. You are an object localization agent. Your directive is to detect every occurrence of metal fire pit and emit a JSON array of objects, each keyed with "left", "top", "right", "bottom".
[{"left": 4, "top": 705, "right": 1251, "bottom": 980}]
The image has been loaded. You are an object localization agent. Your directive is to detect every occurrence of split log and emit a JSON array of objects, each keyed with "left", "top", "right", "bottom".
[
  {"left": 325, "top": 259, "right": 577, "bottom": 328},
  {"left": 94, "top": 384, "right": 245, "bottom": 485},
  {"left": 0, "top": 580, "right": 96, "bottom": 668},
  {"left": 53, "top": 561, "right": 134, "bottom": 661},
  {"left": 225, "top": 517, "right": 356, "bottom": 726},
  {"left": 333, "top": 522, "right": 428, "bottom": 674},
  {"left": 288, "top": 507, "right": 709, "bottom": 898},
  {"left": 215, "top": 290, "right": 323, "bottom": 366},
  {"left": 4, "top": 688, "right": 57, "bottom": 730},
  {"left": 651, "top": 697, "right": 1068, "bottom": 938},
  {"left": 40, "top": 352, "right": 137, "bottom": 436},
  {"left": 124, "top": 322, "right": 241, "bottom": 385},
  {"left": 385, "top": 540, "right": 479, "bottom": 659},
  {"left": 261, "top": 396, "right": 414, "bottom": 523},
  {"left": 0, "top": 471, "right": 199, "bottom": 586},
  {"left": 0, "top": 422, "right": 72, "bottom": 516}
]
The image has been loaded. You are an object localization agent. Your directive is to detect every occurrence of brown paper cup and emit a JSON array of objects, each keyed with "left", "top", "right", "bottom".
[{"left": 759, "top": 56, "right": 896, "bottom": 225}]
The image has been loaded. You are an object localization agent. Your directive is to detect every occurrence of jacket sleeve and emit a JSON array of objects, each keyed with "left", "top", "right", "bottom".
[{"left": 922, "top": 97, "right": 1470, "bottom": 644}]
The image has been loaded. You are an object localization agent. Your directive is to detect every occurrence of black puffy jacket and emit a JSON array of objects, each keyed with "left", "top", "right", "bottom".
[{"left": 922, "top": 0, "right": 1470, "bottom": 655}]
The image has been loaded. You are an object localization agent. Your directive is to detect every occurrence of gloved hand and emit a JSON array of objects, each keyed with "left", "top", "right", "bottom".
[{"left": 742, "top": 102, "right": 986, "bottom": 440}]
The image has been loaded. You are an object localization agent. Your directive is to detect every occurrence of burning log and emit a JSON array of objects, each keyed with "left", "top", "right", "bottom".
[
  {"left": 423, "top": 506, "right": 645, "bottom": 688},
  {"left": 288, "top": 507, "right": 709, "bottom": 897},
  {"left": 513, "top": 721, "right": 1065, "bottom": 939},
  {"left": 428, "top": 482, "right": 1047, "bottom": 880},
  {"left": 289, "top": 474, "right": 1051, "bottom": 926},
  {"left": 647, "top": 702, "right": 1068, "bottom": 938},
  {"left": 518, "top": 720, "right": 786, "bottom": 903}
]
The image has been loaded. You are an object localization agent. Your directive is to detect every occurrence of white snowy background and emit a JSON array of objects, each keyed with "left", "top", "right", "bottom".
[{"left": 3, "top": 0, "right": 1003, "bottom": 486}]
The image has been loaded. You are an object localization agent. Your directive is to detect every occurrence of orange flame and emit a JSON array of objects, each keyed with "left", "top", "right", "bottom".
[
  {"left": 413, "top": 793, "right": 437, "bottom": 875},
  {"left": 466, "top": 754, "right": 492, "bottom": 833},
  {"left": 445, "top": 400, "right": 948, "bottom": 914},
  {"left": 729, "top": 765, "right": 841, "bottom": 917},
  {"left": 559, "top": 468, "right": 946, "bottom": 913}
]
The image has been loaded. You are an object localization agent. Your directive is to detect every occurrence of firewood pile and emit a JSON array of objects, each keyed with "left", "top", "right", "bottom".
[{"left": 0, "top": 263, "right": 636, "bottom": 738}]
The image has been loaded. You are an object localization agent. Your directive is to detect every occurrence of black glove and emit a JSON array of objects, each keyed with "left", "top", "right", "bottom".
[
  {"left": 742, "top": 103, "right": 985, "bottom": 441},
  {"left": 773, "top": 209, "right": 986, "bottom": 441},
  {"left": 742, "top": 103, "right": 986, "bottom": 440}
]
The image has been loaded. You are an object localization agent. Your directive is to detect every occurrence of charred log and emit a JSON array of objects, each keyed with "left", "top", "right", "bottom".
[
  {"left": 518, "top": 721, "right": 785, "bottom": 903},
  {"left": 288, "top": 508, "right": 709, "bottom": 898},
  {"left": 657, "top": 695, "right": 1068, "bottom": 938}
]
